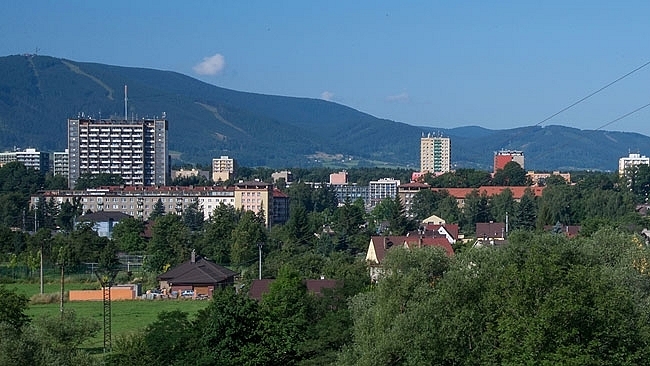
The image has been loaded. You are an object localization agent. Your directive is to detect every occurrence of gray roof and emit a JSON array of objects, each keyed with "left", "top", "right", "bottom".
[
  {"left": 78, "top": 211, "right": 132, "bottom": 222},
  {"left": 157, "top": 256, "right": 238, "bottom": 286}
]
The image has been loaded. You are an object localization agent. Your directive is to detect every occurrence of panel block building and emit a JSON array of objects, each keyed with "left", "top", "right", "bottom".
[
  {"left": 67, "top": 118, "right": 169, "bottom": 188},
  {"left": 420, "top": 134, "right": 451, "bottom": 174}
]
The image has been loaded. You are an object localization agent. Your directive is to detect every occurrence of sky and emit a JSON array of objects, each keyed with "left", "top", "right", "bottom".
[{"left": 2, "top": 1, "right": 650, "bottom": 136}]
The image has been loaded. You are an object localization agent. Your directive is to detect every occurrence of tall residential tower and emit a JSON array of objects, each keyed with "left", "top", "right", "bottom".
[
  {"left": 67, "top": 117, "right": 169, "bottom": 188},
  {"left": 420, "top": 134, "right": 451, "bottom": 174}
]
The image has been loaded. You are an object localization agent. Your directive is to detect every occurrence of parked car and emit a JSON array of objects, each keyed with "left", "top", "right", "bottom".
[{"left": 181, "top": 290, "right": 194, "bottom": 297}]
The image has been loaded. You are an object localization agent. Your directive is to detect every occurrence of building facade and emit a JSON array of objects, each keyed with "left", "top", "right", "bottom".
[
  {"left": 53, "top": 149, "right": 69, "bottom": 178},
  {"left": 619, "top": 153, "right": 650, "bottom": 176},
  {"left": 212, "top": 155, "right": 234, "bottom": 182},
  {"left": 67, "top": 117, "right": 169, "bottom": 188},
  {"left": 234, "top": 180, "right": 273, "bottom": 228},
  {"left": 0, "top": 148, "right": 49, "bottom": 171},
  {"left": 368, "top": 178, "right": 401, "bottom": 208},
  {"left": 30, "top": 185, "right": 263, "bottom": 222},
  {"left": 494, "top": 150, "right": 525, "bottom": 174},
  {"left": 420, "top": 134, "right": 451, "bottom": 173}
]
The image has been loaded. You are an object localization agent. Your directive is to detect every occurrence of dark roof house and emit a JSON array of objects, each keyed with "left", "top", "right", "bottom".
[{"left": 157, "top": 251, "right": 238, "bottom": 297}]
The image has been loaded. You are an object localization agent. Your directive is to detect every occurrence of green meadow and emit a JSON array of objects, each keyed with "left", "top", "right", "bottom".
[{"left": 9, "top": 282, "right": 210, "bottom": 351}]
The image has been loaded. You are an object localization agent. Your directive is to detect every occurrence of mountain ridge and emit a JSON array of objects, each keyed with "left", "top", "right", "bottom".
[{"left": 0, "top": 54, "right": 648, "bottom": 172}]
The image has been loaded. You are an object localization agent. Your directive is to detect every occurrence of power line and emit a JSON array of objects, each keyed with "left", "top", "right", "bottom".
[
  {"left": 595, "top": 101, "right": 650, "bottom": 131},
  {"left": 533, "top": 60, "right": 650, "bottom": 127}
]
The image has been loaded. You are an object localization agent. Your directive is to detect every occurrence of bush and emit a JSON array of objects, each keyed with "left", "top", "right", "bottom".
[{"left": 29, "top": 292, "right": 61, "bottom": 305}]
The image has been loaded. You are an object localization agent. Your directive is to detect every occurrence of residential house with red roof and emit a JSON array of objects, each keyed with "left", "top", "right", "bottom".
[{"left": 366, "top": 235, "right": 454, "bottom": 282}]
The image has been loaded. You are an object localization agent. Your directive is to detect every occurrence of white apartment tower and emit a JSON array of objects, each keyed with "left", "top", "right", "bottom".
[
  {"left": 420, "top": 134, "right": 451, "bottom": 173},
  {"left": 212, "top": 155, "right": 234, "bottom": 182},
  {"left": 67, "top": 117, "right": 169, "bottom": 188},
  {"left": 619, "top": 153, "right": 650, "bottom": 176}
]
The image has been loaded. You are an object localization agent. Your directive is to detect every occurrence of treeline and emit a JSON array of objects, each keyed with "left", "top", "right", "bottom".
[{"left": 5, "top": 230, "right": 650, "bottom": 365}]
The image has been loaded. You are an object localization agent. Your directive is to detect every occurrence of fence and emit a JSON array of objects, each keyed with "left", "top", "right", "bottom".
[{"left": 0, "top": 254, "right": 146, "bottom": 282}]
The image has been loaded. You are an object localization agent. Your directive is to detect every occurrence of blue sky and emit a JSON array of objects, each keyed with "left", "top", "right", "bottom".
[{"left": 2, "top": 1, "right": 650, "bottom": 136}]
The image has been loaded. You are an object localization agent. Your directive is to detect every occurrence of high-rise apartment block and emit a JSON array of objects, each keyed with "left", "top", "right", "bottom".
[
  {"left": 420, "top": 134, "right": 451, "bottom": 173},
  {"left": 67, "top": 117, "right": 169, "bottom": 188},
  {"left": 494, "top": 150, "right": 524, "bottom": 174},
  {"left": 212, "top": 155, "right": 234, "bottom": 182},
  {"left": 619, "top": 153, "right": 650, "bottom": 176}
]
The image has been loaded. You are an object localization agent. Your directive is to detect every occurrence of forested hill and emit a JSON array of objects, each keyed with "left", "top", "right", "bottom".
[{"left": 1, "top": 54, "right": 649, "bottom": 171}]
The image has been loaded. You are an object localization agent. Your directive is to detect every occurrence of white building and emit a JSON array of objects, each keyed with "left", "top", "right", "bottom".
[
  {"left": 369, "top": 178, "right": 401, "bottom": 208},
  {"left": 212, "top": 155, "right": 234, "bottom": 182},
  {"left": 0, "top": 148, "right": 49, "bottom": 171},
  {"left": 420, "top": 134, "right": 451, "bottom": 173},
  {"left": 619, "top": 153, "right": 650, "bottom": 176}
]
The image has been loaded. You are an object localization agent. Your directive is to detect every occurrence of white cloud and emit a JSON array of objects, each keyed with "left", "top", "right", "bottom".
[
  {"left": 386, "top": 92, "right": 409, "bottom": 102},
  {"left": 320, "top": 91, "right": 334, "bottom": 101},
  {"left": 193, "top": 53, "right": 226, "bottom": 75}
]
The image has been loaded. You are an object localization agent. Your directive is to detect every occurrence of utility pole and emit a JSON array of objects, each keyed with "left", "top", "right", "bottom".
[{"left": 257, "top": 242, "right": 263, "bottom": 280}]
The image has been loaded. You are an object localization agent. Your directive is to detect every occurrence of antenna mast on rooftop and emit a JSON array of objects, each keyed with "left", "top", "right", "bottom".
[{"left": 124, "top": 85, "right": 128, "bottom": 121}]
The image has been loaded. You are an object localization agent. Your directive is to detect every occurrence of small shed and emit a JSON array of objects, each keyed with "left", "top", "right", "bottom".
[{"left": 157, "top": 251, "right": 238, "bottom": 298}]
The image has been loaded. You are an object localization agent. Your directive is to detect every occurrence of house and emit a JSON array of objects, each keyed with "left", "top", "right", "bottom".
[
  {"left": 77, "top": 211, "right": 131, "bottom": 238},
  {"left": 543, "top": 223, "right": 581, "bottom": 238},
  {"left": 366, "top": 235, "right": 454, "bottom": 282},
  {"left": 476, "top": 222, "right": 506, "bottom": 239},
  {"left": 247, "top": 278, "right": 341, "bottom": 301},
  {"left": 157, "top": 251, "right": 238, "bottom": 298}
]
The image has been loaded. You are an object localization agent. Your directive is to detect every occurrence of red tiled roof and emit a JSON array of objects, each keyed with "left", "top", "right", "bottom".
[
  {"left": 432, "top": 186, "right": 545, "bottom": 199},
  {"left": 368, "top": 235, "right": 454, "bottom": 265}
]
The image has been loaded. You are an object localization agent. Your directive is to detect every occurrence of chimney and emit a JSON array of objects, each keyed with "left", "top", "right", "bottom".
[
  {"left": 383, "top": 237, "right": 388, "bottom": 250},
  {"left": 191, "top": 249, "right": 196, "bottom": 263},
  {"left": 418, "top": 236, "right": 422, "bottom": 248}
]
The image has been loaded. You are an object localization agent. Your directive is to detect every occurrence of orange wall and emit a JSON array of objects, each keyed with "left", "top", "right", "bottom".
[{"left": 69, "top": 287, "right": 135, "bottom": 301}]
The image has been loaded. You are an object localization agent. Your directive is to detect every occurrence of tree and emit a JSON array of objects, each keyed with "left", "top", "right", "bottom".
[
  {"left": 140, "top": 310, "right": 193, "bottom": 365},
  {"left": 230, "top": 210, "right": 267, "bottom": 267},
  {"left": 513, "top": 188, "right": 537, "bottom": 230},
  {"left": 188, "top": 288, "right": 266, "bottom": 365},
  {"left": 149, "top": 198, "right": 166, "bottom": 221},
  {"left": 339, "top": 246, "right": 450, "bottom": 365},
  {"left": 492, "top": 161, "right": 528, "bottom": 186},
  {"left": 146, "top": 214, "right": 191, "bottom": 272},
  {"left": 341, "top": 230, "right": 650, "bottom": 365},
  {"left": 462, "top": 189, "right": 491, "bottom": 234},
  {"left": 489, "top": 188, "right": 515, "bottom": 223},
  {"left": 197, "top": 203, "right": 239, "bottom": 265},
  {"left": 536, "top": 183, "right": 577, "bottom": 227},
  {"left": 111, "top": 217, "right": 146, "bottom": 253},
  {"left": 182, "top": 200, "right": 204, "bottom": 231},
  {"left": 285, "top": 204, "right": 314, "bottom": 247},
  {"left": 410, "top": 189, "right": 441, "bottom": 221},
  {"left": 259, "top": 265, "right": 311, "bottom": 363},
  {"left": 74, "top": 172, "right": 123, "bottom": 189},
  {"left": 0, "top": 285, "right": 30, "bottom": 331}
]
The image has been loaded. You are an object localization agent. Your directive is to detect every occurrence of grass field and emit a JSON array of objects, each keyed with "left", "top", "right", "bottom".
[{"left": 6, "top": 282, "right": 210, "bottom": 351}]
